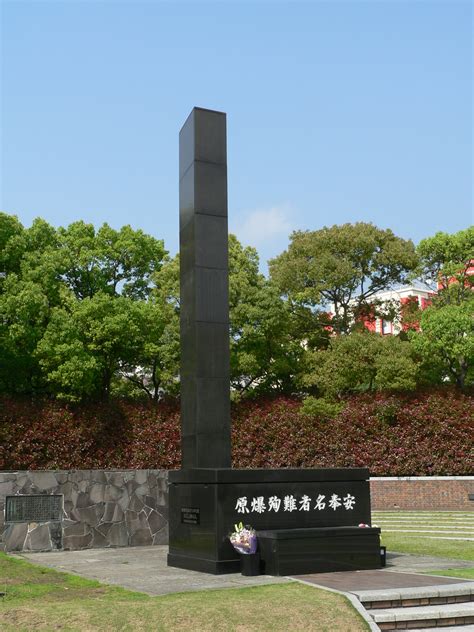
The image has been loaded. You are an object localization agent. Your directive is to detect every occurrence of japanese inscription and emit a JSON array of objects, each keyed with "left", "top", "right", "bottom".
[{"left": 235, "top": 493, "right": 356, "bottom": 514}]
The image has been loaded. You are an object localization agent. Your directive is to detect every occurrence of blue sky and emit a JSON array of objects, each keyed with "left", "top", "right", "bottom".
[{"left": 1, "top": 1, "right": 472, "bottom": 271}]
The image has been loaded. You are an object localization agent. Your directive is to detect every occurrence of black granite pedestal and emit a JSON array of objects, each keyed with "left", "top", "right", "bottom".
[{"left": 167, "top": 467, "right": 381, "bottom": 574}]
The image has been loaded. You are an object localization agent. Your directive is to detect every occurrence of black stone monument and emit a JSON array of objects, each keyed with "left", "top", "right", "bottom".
[
  {"left": 178, "top": 107, "right": 231, "bottom": 469},
  {"left": 167, "top": 107, "right": 381, "bottom": 575}
]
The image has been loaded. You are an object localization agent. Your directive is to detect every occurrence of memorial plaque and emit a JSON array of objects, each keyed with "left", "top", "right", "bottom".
[
  {"left": 181, "top": 507, "right": 200, "bottom": 525},
  {"left": 5, "top": 495, "right": 63, "bottom": 523}
]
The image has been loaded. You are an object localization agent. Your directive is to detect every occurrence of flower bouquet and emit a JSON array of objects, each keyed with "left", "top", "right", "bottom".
[{"left": 229, "top": 522, "right": 257, "bottom": 555}]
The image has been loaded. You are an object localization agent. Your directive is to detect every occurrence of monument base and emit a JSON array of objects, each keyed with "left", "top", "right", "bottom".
[
  {"left": 167, "top": 468, "right": 381, "bottom": 575},
  {"left": 167, "top": 552, "right": 241, "bottom": 574},
  {"left": 257, "top": 526, "right": 381, "bottom": 575}
]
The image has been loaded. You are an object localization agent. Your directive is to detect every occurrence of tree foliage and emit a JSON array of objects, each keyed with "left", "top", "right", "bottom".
[
  {"left": 410, "top": 296, "right": 474, "bottom": 389},
  {"left": 0, "top": 213, "right": 167, "bottom": 400},
  {"left": 411, "top": 227, "right": 474, "bottom": 389},
  {"left": 417, "top": 226, "right": 473, "bottom": 305},
  {"left": 55, "top": 221, "right": 165, "bottom": 300},
  {"left": 1, "top": 211, "right": 470, "bottom": 400},
  {"left": 302, "top": 332, "right": 420, "bottom": 398},
  {"left": 142, "top": 236, "right": 304, "bottom": 398},
  {"left": 269, "top": 222, "right": 418, "bottom": 335},
  {"left": 228, "top": 235, "right": 304, "bottom": 395},
  {"left": 36, "top": 293, "right": 165, "bottom": 401}
]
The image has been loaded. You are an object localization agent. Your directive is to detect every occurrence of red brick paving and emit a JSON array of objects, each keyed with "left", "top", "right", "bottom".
[{"left": 291, "top": 570, "right": 471, "bottom": 592}]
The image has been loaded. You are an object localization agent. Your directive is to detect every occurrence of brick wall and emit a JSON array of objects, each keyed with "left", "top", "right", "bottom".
[{"left": 370, "top": 477, "right": 474, "bottom": 511}]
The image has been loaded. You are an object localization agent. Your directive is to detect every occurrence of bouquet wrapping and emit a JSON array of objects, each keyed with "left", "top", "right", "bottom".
[{"left": 229, "top": 522, "right": 257, "bottom": 555}]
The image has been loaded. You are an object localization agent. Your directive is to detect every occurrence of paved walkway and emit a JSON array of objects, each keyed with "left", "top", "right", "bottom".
[
  {"left": 18, "top": 546, "right": 289, "bottom": 596},
  {"left": 384, "top": 550, "right": 474, "bottom": 573},
  {"left": 18, "top": 547, "right": 473, "bottom": 597}
]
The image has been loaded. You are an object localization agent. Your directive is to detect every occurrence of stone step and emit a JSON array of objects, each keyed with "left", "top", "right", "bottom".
[
  {"left": 378, "top": 525, "right": 474, "bottom": 529},
  {"left": 377, "top": 520, "right": 474, "bottom": 530},
  {"left": 368, "top": 601, "right": 474, "bottom": 631},
  {"left": 374, "top": 510, "right": 474, "bottom": 513},
  {"left": 407, "top": 627, "right": 474, "bottom": 632},
  {"left": 384, "top": 532, "right": 474, "bottom": 536},
  {"left": 356, "top": 583, "right": 474, "bottom": 609},
  {"left": 375, "top": 517, "right": 474, "bottom": 521}
]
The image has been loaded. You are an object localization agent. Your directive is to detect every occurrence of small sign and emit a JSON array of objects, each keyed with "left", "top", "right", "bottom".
[
  {"left": 6, "top": 495, "right": 63, "bottom": 523},
  {"left": 181, "top": 507, "right": 200, "bottom": 525}
]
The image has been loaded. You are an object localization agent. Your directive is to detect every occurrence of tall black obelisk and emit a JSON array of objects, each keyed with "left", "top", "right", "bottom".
[
  {"left": 179, "top": 107, "right": 231, "bottom": 468},
  {"left": 168, "top": 108, "right": 381, "bottom": 575}
]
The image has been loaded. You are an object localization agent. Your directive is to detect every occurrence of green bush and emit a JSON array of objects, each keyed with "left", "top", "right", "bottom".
[
  {"left": 374, "top": 399, "right": 401, "bottom": 426},
  {"left": 300, "top": 396, "right": 344, "bottom": 420}
]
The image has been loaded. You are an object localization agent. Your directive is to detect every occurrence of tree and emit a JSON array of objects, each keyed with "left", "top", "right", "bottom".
[
  {"left": 269, "top": 223, "right": 418, "bottom": 335},
  {"left": 0, "top": 277, "right": 51, "bottom": 393},
  {"left": 0, "top": 212, "right": 25, "bottom": 281},
  {"left": 417, "top": 226, "right": 474, "bottom": 305},
  {"left": 416, "top": 227, "right": 474, "bottom": 305},
  {"left": 51, "top": 221, "right": 166, "bottom": 300},
  {"left": 409, "top": 296, "right": 474, "bottom": 389},
  {"left": 120, "top": 255, "right": 181, "bottom": 399},
  {"left": 409, "top": 227, "right": 474, "bottom": 389},
  {"left": 143, "top": 235, "right": 303, "bottom": 398},
  {"left": 228, "top": 235, "right": 303, "bottom": 395},
  {"left": 303, "top": 332, "right": 419, "bottom": 399},
  {"left": 0, "top": 215, "right": 63, "bottom": 393},
  {"left": 0, "top": 214, "right": 168, "bottom": 399},
  {"left": 37, "top": 292, "right": 161, "bottom": 401}
]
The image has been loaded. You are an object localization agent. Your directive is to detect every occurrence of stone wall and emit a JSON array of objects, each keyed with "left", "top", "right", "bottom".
[
  {"left": 0, "top": 470, "right": 168, "bottom": 552},
  {"left": 370, "top": 476, "right": 474, "bottom": 511},
  {"left": 2, "top": 472, "right": 471, "bottom": 552}
]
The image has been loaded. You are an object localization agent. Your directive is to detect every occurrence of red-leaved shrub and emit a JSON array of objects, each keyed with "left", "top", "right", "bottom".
[
  {"left": 0, "top": 390, "right": 472, "bottom": 475},
  {"left": 231, "top": 391, "right": 473, "bottom": 475},
  {"left": 0, "top": 399, "right": 181, "bottom": 470}
]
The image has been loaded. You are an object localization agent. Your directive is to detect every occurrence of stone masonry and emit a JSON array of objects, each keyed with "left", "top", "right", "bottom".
[{"left": 0, "top": 470, "right": 168, "bottom": 552}]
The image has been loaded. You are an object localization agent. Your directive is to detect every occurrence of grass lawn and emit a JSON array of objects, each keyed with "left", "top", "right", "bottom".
[
  {"left": 424, "top": 568, "right": 474, "bottom": 580},
  {"left": 373, "top": 511, "right": 474, "bottom": 561},
  {"left": 380, "top": 533, "right": 474, "bottom": 560},
  {"left": 0, "top": 553, "right": 369, "bottom": 632}
]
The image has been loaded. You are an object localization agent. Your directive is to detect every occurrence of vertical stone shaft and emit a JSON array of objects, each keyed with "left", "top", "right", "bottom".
[{"left": 179, "top": 107, "right": 231, "bottom": 468}]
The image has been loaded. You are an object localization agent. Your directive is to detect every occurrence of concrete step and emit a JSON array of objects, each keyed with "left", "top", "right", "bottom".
[
  {"left": 355, "top": 582, "right": 474, "bottom": 609},
  {"left": 368, "top": 601, "right": 474, "bottom": 631},
  {"left": 407, "top": 627, "right": 474, "bottom": 632}
]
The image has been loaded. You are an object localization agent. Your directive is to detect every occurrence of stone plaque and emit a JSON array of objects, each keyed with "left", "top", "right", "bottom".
[
  {"left": 181, "top": 507, "right": 200, "bottom": 525},
  {"left": 5, "top": 495, "right": 63, "bottom": 523}
]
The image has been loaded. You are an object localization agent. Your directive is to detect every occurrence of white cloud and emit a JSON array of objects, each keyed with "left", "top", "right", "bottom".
[{"left": 232, "top": 205, "right": 294, "bottom": 247}]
